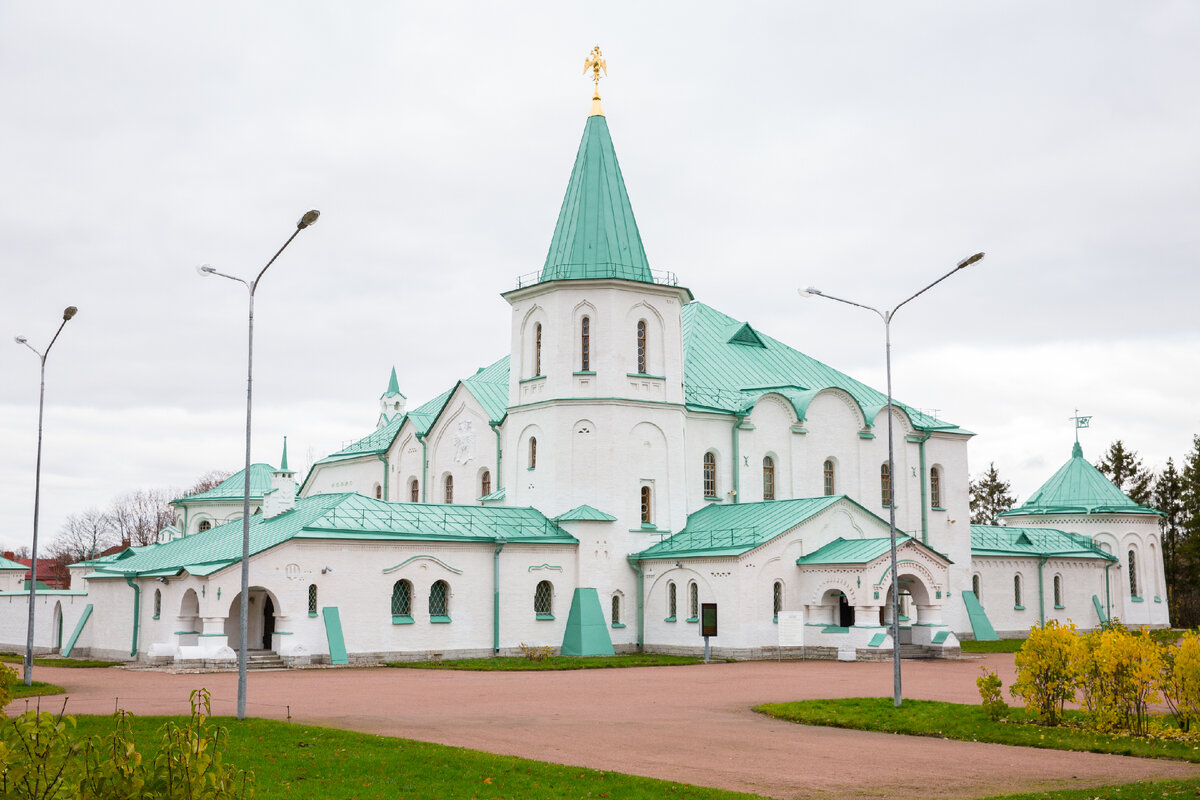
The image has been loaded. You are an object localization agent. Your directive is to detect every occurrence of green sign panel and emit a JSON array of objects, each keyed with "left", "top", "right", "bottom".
[{"left": 700, "top": 603, "right": 717, "bottom": 637}]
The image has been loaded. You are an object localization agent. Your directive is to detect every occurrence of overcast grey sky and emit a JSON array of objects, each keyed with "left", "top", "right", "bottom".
[{"left": 3, "top": 2, "right": 1198, "bottom": 553}]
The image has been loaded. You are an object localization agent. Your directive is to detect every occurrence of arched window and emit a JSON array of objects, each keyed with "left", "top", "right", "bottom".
[
  {"left": 481, "top": 470, "right": 491, "bottom": 497},
  {"left": 153, "top": 589, "right": 161, "bottom": 619},
  {"left": 611, "top": 594, "right": 621, "bottom": 625},
  {"left": 534, "top": 580, "right": 553, "bottom": 617},
  {"left": 429, "top": 580, "right": 449, "bottom": 618},
  {"left": 1053, "top": 574, "right": 1063, "bottom": 608},
  {"left": 688, "top": 581, "right": 699, "bottom": 620},
  {"left": 930, "top": 467, "right": 941, "bottom": 508},
  {"left": 773, "top": 581, "right": 783, "bottom": 620},
  {"left": 667, "top": 581, "right": 677, "bottom": 620},
  {"left": 534, "top": 323, "right": 543, "bottom": 376},
  {"left": 880, "top": 462, "right": 892, "bottom": 507},
  {"left": 580, "top": 316, "right": 591, "bottom": 371},
  {"left": 1013, "top": 574, "right": 1022, "bottom": 608},
  {"left": 374, "top": 483, "right": 383, "bottom": 500},
  {"left": 972, "top": 574, "right": 981, "bottom": 599},
  {"left": 823, "top": 460, "right": 835, "bottom": 496},
  {"left": 640, "top": 486, "right": 652, "bottom": 525},
  {"left": 198, "top": 520, "right": 212, "bottom": 532},
  {"left": 762, "top": 456, "right": 775, "bottom": 501},
  {"left": 529, "top": 437, "right": 537, "bottom": 469},
  {"left": 410, "top": 478, "right": 419, "bottom": 503},
  {"left": 308, "top": 584, "right": 318, "bottom": 615},
  {"left": 444, "top": 474, "right": 453, "bottom": 504},
  {"left": 391, "top": 579, "right": 413, "bottom": 618},
  {"left": 636, "top": 320, "right": 647, "bottom": 374},
  {"left": 703, "top": 452, "right": 717, "bottom": 497},
  {"left": 1129, "top": 549, "right": 1139, "bottom": 597}
]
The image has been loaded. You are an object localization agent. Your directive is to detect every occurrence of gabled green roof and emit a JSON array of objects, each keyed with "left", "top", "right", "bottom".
[
  {"left": 971, "top": 524, "right": 1117, "bottom": 561},
  {"left": 540, "top": 114, "right": 652, "bottom": 283},
  {"left": 0, "top": 554, "right": 27, "bottom": 570},
  {"left": 554, "top": 504, "right": 618, "bottom": 522},
  {"left": 681, "top": 302, "right": 964, "bottom": 433},
  {"left": 998, "top": 442, "right": 1160, "bottom": 517},
  {"left": 633, "top": 496, "right": 848, "bottom": 560},
  {"left": 85, "top": 493, "right": 576, "bottom": 578},
  {"left": 460, "top": 356, "right": 510, "bottom": 423},
  {"left": 173, "top": 464, "right": 276, "bottom": 505},
  {"left": 796, "top": 535, "right": 913, "bottom": 565}
]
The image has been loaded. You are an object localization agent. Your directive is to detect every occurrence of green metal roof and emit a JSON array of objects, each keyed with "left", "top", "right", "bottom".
[
  {"left": 384, "top": 366, "right": 403, "bottom": 398},
  {"left": 681, "top": 302, "right": 964, "bottom": 432},
  {"left": 84, "top": 493, "right": 576, "bottom": 578},
  {"left": 998, "top": 442, "right": 1160, "bottom": 518},
  {"left": 0, "top": 554, "right": 26, "bottom": 570},
  {"left": 540, "top": 114, "right": 652, "bottom": 283},
  {"left": 796, "top": 535, "right": 913, "bottom": 565},
  {"left": 554, "top": 504, "right": 618, "bottom": 522},
  {"left": 173, "top": 464, "right": 276, "bottom": 505},
  {"left": 971, "top": 524, "right": 1118, "bottom": 561},
  {"left": 460, "top": 356, "right": 510, "bottom": 423},
  {"left": 634, "top": 496, "right": 848, "bottom": 559},
  {"left": 478, "top": 487, "right": 506, "bottom": 503}
]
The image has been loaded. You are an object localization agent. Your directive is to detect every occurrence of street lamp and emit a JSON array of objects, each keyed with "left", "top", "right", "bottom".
[
  {"left": 14, "top": 305, "right": 79, "bottom": 686},
  {"left": 197, "top": 209, "right": 319, "bottom": 720},
  {"left": 799, "top": 251, "right": 984, "bottom": 707}
]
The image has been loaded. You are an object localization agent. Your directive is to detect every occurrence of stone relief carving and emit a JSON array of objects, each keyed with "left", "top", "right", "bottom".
[{"left": 453, "top": 420, "right": 476, "bottom": 465}]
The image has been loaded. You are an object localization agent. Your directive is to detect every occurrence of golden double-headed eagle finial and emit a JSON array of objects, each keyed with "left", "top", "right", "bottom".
[{"left": 583, "top": 45, "right": 607, "bottom": 100}]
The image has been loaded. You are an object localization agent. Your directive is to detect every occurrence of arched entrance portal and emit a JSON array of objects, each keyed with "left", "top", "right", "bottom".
[
  {"left": 881, "top": 570, "right": 937, "bottom": 645},
  {"left": 224, "top": 588, "right": 279, "bottom": 653}
]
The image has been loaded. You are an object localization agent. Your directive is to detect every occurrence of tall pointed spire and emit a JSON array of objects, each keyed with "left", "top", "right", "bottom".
[
  {"left": 541, "top": 48, "right": 651, "bottom": 284},
  {"left": 279, "top": 436, "right": 291, "bottom": 473},
  {"left": 386, "top": 367, "right": 401, "bottom": 397}
]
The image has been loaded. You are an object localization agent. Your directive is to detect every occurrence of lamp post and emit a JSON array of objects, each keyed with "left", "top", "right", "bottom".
[
  {"left": 197, "top": 209, "right": 319, "bottom": 720},
  {"left": 800, "top": 251, "right": 983, "bottom": 707},
  {"left": 14, "top": 305, "right": 79, "bottom": 686}
]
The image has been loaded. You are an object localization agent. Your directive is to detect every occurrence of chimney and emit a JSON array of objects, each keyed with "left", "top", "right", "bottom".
[{"left": 263, "top": 437, "right": 296, "bottom": 519}]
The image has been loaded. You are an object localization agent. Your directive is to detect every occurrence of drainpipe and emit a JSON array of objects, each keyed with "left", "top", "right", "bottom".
[
  {"left": 376, "top": 453, "right": 390, "bottom": 500},
  {"left": 627, "top": 556, "right": 644, "bottom": 649},
  {"left": 416, "top": 433, "right": 428, "bottom": 502},
  {"left": 1104, "top": 563, "right": 1113, "bottom": 621},
  {"left": 916, "top": 433, "right": 931, "bottom": 545},
  {"left": 490, "top": 423, "right": 503, "bottom": 491},
  {"left": 125, "top": 575, "right": 141, "bottom": 658},
  {"left": 1037, "top": 556, "right": 1048, "bottom": 626},
  {"left": 493, "top": 539, "right": 506, "bottom": 653},
  {"left": 731, "top": 414, "right": 745, "bottom": 504}
]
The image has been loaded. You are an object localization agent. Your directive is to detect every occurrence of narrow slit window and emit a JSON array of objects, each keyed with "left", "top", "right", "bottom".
[
  {"left": 930, "top": 467, "right": 941, "bottom": 508},
  {"left": 481, "top": 470, "right": 491, "bottom": 497},
  {"left": 444, "top": 474, "right": 453, "bottom": 504},
  {"left": 581, "top": 316, "right": 590, "bottom": 371},
  {"left": 153, "top": 589, "right": 161, "bottom": 618},
  {"left": 689, "top": 582, "right": 698, "bottom": 619},
  {"left": 1129, "top": 550, "right": 1139, "bottom": 597},
  {"left": 308, "top": 584, "right": 318, "bottom": 615},
  {"left": 534, "top": 323, "right": 542, "bottom": 376},
  {"left": 640, "top": 486, "right": 652, "bottom": 525},
  {"left": 410, "top": 478, "right": 419, "bottom": 503},
  {"left": 703, "top": 452, "right": 717, "bottom": 497},
  {"left": 1053, "top": 575, "right": 1063, "bottom": 607},
  {"left": 611, "top": 594, "right": 621, "bottom": 625},
  {"left": 880, "top": 462, "right": 892, "bottom": 507},
  {"left": 972, "top": 574, "right": 981, "bottom": 598},
  {"left": 762, "top": 456, "right": 775, "bottom": 500},
  {"left": 1014, "top": 574, "right": 1022, "bottom": 607},
  {"left": 667, "top": 581, "right": 676, "bottom": 619},
  {"left": 529, "top": 437, "right": 537, "bottom": 469},
  {"left": 823, "top": 460, "right": 835, "bottom": 496},
  {"left": 636, "top": 320, "right": 647, "bottom": 374},
  {"left": 773, "top": 581, "right": 783, "bottom": 619}
]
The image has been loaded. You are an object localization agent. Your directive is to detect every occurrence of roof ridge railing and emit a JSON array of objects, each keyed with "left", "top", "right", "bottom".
[
  {"left": 683, "top": 385, "right": 752, "bottom": 407},
  {"left": 514, "top": 267, "right": 679, "bottom": 290}
]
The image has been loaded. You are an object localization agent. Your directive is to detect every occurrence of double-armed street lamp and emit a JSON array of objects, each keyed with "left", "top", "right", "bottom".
[
  {"left": 197, "top": 209, "right": 319, "bottom": 720},
  {"left": 14, "top": 305, "right": 79, "bottom": 686},
  {"left": 799, "top": 251, "right": 984, "bottom": 708}
]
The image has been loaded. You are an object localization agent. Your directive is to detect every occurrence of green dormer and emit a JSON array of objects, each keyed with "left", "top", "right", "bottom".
[
  {"left": 540, "top": 112, "right": 652, "bottom": 284},
  {"left": 998, "top": 442, "right": 1161, "bottom": 518}
]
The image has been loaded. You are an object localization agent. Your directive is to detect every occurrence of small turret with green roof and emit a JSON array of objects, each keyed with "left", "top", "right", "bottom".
[{"left": 998, "top": 441, "right": 1162, "bottom": 518}]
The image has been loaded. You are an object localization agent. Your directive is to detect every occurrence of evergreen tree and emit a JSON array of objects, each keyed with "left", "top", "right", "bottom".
[
  {"left": 1095, "top": 439, "right": 1155, "bottom": 507},
  {"left": 1154, "top": 458, "right": 1184, "bottom": 613},
  {"left": 1173, "top": 436, "right": 1200, "bottom": 627},
  {"left": 969, "top": 462, "right": 1016, "bottom": 524}
]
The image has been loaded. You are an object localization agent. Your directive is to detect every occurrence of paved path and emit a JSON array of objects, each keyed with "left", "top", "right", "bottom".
[{"left": 11, "top": 654, "right": 1199, "bottom": 799}]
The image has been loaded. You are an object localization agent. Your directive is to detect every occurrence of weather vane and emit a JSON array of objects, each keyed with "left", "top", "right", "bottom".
[
  {"left": 1069, "top": 409, "right": 1092, "bottom": 443},
  {"left": 583, "top": 45, "right": 607, "bottom": 102}
]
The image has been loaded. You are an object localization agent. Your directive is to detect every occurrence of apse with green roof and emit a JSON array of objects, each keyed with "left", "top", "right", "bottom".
[{"left": 998, "top": 442, "right": 1162, "bottom": 519}]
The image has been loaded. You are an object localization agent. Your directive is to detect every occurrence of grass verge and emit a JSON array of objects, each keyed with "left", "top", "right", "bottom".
[
  {"left": 386, "top": 653, "right": 706, "bottom": 670},
  {"left": 755, "top": 697, "right": 1200, "bottom": 762},
  {"left": 959, "top": 638, "right": 1025, "bottom": 653},
  {"left": 63, "top": 715, "right": 756, "bottom": 800},
  {"left": 977, "top": 778, "right": 1200, "bottom": 800},
  {"left": 8, "top": 680, "right": 67, "bottom": 699},
  {"left": 0, "top": 651, "right": 123, "bottom": 668}
]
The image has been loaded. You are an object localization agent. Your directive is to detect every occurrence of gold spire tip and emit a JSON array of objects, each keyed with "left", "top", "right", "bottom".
[{"left": 583, "top": 44, "right": 607, "bottom": 116}]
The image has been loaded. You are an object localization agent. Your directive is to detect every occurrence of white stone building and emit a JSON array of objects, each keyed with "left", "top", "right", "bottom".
[{"left": 0, "top": 87, "right": 1167, "bottom": 667}]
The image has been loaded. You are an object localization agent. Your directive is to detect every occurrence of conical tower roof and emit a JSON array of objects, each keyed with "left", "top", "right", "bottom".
[
  {"left": 999, "top": 442, "right": 1160, "bottom": 517},
  {"left": 540, "top": 113, "right": 652, "bottom": 283},
  {"left": 383, "top": 367, "right": 404, "bottom": 399}
]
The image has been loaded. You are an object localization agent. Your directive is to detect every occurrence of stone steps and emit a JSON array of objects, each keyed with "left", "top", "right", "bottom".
[{"left": 244, "top": 651, "right": 286, "bottom": 670}]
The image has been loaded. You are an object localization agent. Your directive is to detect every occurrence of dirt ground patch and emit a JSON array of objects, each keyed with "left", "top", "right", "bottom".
[{"left": 10, "top": 654, "right": 1199, "bottom": 799}]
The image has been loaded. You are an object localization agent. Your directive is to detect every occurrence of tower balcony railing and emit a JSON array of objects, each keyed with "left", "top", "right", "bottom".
[{"left": 514, "top": 266, "right": 679, "bottom": 289}]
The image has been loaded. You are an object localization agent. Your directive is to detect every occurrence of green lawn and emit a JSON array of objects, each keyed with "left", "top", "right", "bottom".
[
  {"left": 977, "top": 779, "right": 1200, "bottom": 800},
  {"left": 8, "top": 680, "right": 67, "bottom": 699},
  {"left": 959, "top": 638, "right": 1026, "bottom": 653},
  {"left": 0, "top": 651, "right": 123, "bottom": 668},
  {"left": 755, "top": 697, "right": 1200, "bottom": 762},
  {"left": 386, "top": 653, "right": 707, "bottom": 670}
]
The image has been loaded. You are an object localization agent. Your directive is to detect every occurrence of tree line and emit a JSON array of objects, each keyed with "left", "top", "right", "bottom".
[
  {"left": 969, "top": 437, "right": 1200, "bottom": 627},
  {"left": 47, "top": 470, "right": 232, "bottom": 564}
]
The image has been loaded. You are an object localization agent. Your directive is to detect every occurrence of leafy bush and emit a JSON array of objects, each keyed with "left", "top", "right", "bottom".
[
  {"left": 976, "top": 667, "right": 1008, "bottom": 721},
  {"left": 1162, "top": 631, "right": 1200, "bottom": 732},
  {"left": 517, "top": 643, "right": 553, "bottom": 662},
  {"left": 1012, "top": 619, "right": 1080, "bottom": 726},
  {"left": 0, "top": 661, "right": 15, "bottom": 711}
]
